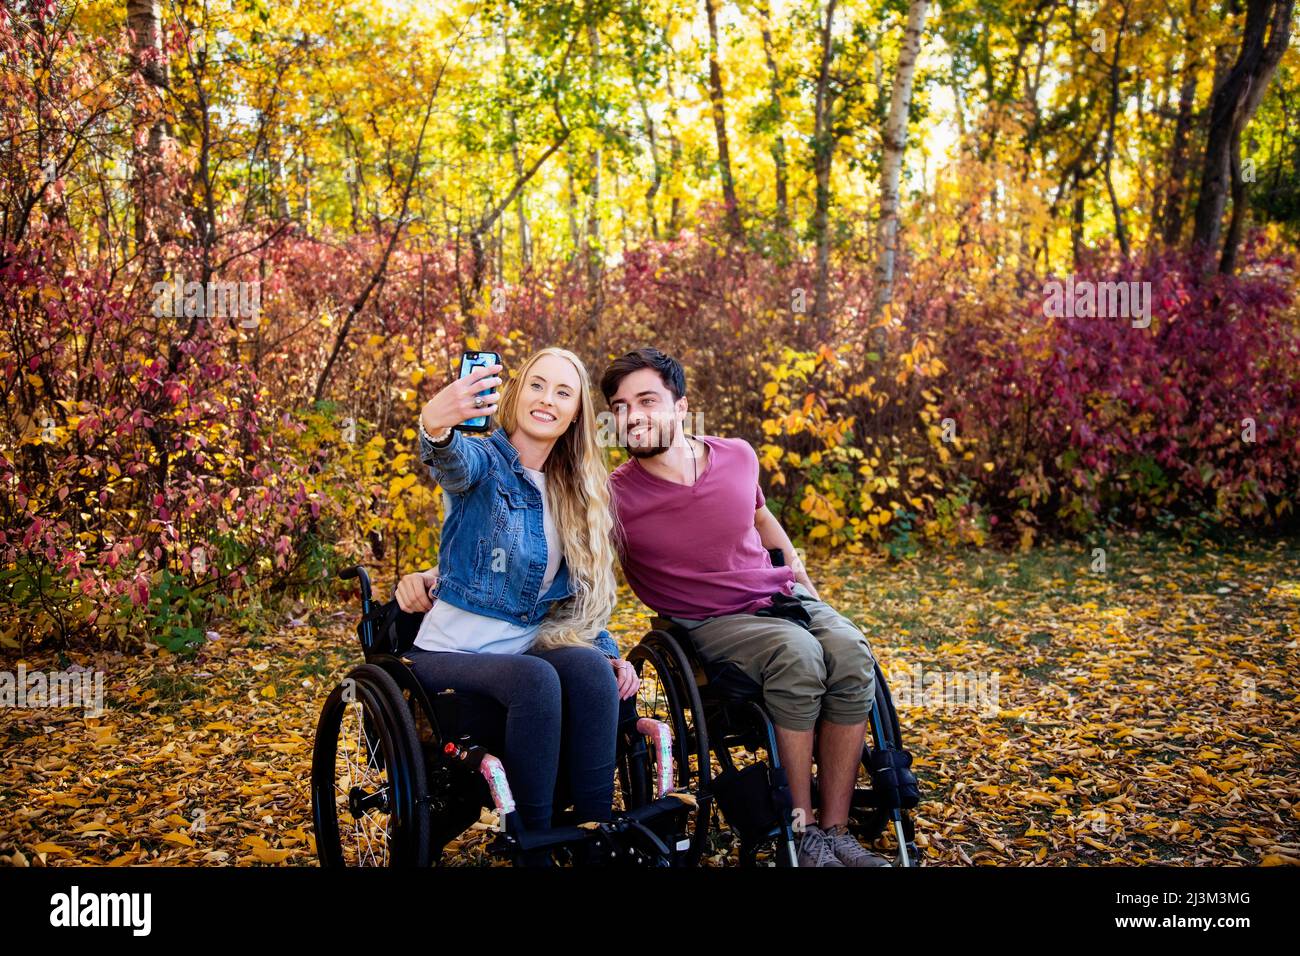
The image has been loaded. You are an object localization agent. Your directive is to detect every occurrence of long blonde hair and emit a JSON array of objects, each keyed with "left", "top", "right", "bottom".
[{"left": 497, "top": 347, "right": 617, "bottom": 651}]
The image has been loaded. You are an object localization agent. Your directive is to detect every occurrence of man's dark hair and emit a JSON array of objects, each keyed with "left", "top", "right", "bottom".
[{"left": 600, "top": 347, "right": 686, "bottom": 403}]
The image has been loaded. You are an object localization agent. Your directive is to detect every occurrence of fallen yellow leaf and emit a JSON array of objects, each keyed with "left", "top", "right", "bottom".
[{"left": 250, "top": 846, "right": 292, "bottom": 864}]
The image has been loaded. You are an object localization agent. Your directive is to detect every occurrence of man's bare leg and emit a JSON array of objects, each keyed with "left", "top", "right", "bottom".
[
  {"left": 815, "top": 718, "right": 868, "bottom": 828},
  {"left": 772, "top": 725, "right": 815, "bottom": 827}
]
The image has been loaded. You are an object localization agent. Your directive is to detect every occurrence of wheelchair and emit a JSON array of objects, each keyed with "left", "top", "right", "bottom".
[
  {"left": 312, "top": 553, "right": 920, "bottom": 868},
  {"left": 622, "top": 549, "right": 921, "bottom": 867},
  {"left": 311, "top": 565, "right": 694, "bottom": 867}
]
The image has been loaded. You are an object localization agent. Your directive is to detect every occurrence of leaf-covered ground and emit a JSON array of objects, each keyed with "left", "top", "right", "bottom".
[{"left": 2, "top": 533, "right": 1297, "bottom": 866}]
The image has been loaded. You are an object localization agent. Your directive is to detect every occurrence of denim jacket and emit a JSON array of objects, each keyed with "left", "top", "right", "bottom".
[{"left": 417, "top": 425, "right": 619, "bottom": 659}]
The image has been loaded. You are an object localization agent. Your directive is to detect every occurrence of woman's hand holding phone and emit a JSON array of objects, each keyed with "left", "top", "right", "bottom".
[{"left": 419, "top": 363, "right": 503, "bottom": 435}]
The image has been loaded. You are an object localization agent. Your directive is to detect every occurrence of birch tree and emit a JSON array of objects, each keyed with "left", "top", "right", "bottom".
[{"left": 873, "top": 0, "right": 929, "bottom": 318}]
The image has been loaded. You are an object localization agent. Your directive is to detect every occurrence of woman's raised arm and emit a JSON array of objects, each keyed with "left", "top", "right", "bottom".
[
  {"left": 416, "top": 363, "right": 502, "bottom": 493},
  {"left": 417, "top": 427, "right": 493, "bottom": 493}
]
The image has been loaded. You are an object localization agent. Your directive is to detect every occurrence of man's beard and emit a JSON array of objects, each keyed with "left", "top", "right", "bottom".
[{"left": 625, "top": 416, "right": 677, "bottom": 458}]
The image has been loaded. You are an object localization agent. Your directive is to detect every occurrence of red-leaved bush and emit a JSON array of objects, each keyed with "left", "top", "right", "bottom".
[
  {"left": 4, "top": 221, "right": 1298, "bottom": 652},
  {"left": 940, "top": 250, "right": 1300, "bottom": 537}
]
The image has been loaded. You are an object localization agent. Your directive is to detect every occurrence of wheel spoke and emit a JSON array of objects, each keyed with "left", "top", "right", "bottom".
[{"left": 325, "top": 694, "right": 393, "bottom": 867}]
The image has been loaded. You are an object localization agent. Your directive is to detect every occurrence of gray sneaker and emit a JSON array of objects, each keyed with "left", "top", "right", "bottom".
[
  {"left": 795, "top": 825, "right": 845, "bottom": 867},
  {"left": 822, "top": 824, "right": 893, "bottom": 867}
]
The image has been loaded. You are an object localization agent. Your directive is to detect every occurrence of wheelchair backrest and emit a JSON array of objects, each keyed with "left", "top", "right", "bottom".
[{"left": 358, "top": 597, "right": 423, "bottom": 658}]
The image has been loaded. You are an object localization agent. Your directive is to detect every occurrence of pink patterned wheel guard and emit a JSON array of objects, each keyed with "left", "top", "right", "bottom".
[
  {"left": 636, "top": 718, "right": 675, "bottom": 797},
  {"left": 476, "top": 753, "right": 516, "bottom": 816}
]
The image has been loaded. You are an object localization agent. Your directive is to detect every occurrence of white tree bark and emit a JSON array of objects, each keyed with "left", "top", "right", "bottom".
[
  {"left": 126, "top": 0, "right": 167, "bottom": 257},
  {"left": 873, "top": 0, "right": 929, "bottom": 317}
]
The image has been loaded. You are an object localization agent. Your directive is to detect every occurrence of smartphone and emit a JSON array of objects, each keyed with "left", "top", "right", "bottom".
[{"left": 455, "top": 351, "right": 500, "bottom": 433}]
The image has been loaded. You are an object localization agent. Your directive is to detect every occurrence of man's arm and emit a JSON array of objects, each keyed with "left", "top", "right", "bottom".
[{"left": 755, "top": 506, "right": 819, "bottom": 600}]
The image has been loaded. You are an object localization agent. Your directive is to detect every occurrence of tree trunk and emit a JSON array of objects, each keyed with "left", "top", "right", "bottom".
[
  {"left": 1219, "top": 0, "right": 1295, "bottom": 271},
  {"left": 756, "top": 0, "right": 791, "bottom": 241},
  {"left": 1072, "top": 166, "right": 1086, "bottom": 268},
  {"left": 811, "top": 0, "right": 841, "bottom": 335},
  {"left": 565, "top": 155, "right": 582, "bottom": 258},
  {"left": 1160, "top": 0, "right": 1201, "bottom": 246},
  {"left": 1101, "top": 3, "right": 1131, "bottom": 257},
  {"left": 126, "top": 0, "right": 168, "bottom": 276},
  {"left": 1190, "top": 0, "right": 1295, "bottom": 259},
  {"left": 628, "top": 51, "right": 662, "bottom": 239},
  {"left": 1220, "top": 127, "right": 1247, "bottom": 273},
  {"left": 585, "top": 14, "right": 604, "bottom": 331},
  {"left": 703, "top": 0, "right": 743, "bottom": 240},
  {"left": 662, "top": 47, "right": 685, "bottom": 238},
  {"left": 503, "top": 25, "right": 532, "bottom": 271},
  {"left": 872, "top": 0, "right": 929, "bottom": 317},
  {"left": 510, "top": 118, "right": 532, "bottom": 270}
]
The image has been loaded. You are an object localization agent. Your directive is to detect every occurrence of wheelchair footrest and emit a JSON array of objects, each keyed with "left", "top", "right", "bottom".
[{"left": 503, "top": 794, "right": 693, "bottom": 863}]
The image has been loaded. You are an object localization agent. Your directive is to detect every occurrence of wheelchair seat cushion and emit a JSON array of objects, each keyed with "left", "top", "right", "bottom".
[
  {"left": 699, "top": 658, "right": 764, "bottom": 703},
  {"left": 653, "top": 619, "right": 764, "bottom": 703},
  {"left": 429, "top": 689, "right": 507, "bottom": 751}
]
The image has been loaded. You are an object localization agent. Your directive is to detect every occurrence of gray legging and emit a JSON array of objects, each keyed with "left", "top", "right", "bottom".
[{"left": 403, "top": 643, "right": 618, "bottom": 832}]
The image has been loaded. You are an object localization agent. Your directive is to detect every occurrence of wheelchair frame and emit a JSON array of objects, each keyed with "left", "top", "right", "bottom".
[{"left": 311, "top": 555, "right": 920, "bottom": 868}]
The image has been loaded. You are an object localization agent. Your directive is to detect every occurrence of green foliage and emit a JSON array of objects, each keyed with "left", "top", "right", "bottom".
[{"left": 146, "top": 570, "right": 208, "bottom": 655}]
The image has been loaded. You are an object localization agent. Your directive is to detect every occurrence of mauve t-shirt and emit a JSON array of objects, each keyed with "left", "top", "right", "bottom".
[{"left": 608, "top": 435, "right": 795, "bottom": 618}]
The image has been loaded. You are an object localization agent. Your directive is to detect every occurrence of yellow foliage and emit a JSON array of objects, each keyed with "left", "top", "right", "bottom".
[{"left": 756, "top": 342, "right": 985, "bottom": 555}]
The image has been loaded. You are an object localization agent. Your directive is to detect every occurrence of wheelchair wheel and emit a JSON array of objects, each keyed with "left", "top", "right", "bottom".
[
  {"left": 627, "top": 635, "right": 712, "bottom": 865},
  {"left": 312, "top": 663, "right": 431, "bottom": 866}
]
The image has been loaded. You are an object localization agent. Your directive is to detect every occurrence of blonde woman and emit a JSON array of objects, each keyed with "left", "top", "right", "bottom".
[{"left": 395, "top": 347, "right": 638, "bottom": 844}]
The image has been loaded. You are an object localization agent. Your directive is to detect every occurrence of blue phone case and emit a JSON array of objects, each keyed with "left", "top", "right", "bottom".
[{"left": 456, "top": 352, "right": 498, "bottom": 431}]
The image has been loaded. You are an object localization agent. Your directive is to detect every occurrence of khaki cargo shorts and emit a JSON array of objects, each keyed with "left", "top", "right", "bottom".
[{"left": 669, "top": 583, "right": 876, "bottom": 731}]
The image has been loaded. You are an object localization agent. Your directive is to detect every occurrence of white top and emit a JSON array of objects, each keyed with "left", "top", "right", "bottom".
[{"left": 413, "top": 467, "right": 561, "bottom": 655}]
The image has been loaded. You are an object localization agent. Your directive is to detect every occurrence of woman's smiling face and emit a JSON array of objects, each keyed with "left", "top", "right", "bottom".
[{"left": 514, "top": 352, "right": 582, "bottom": 442}]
